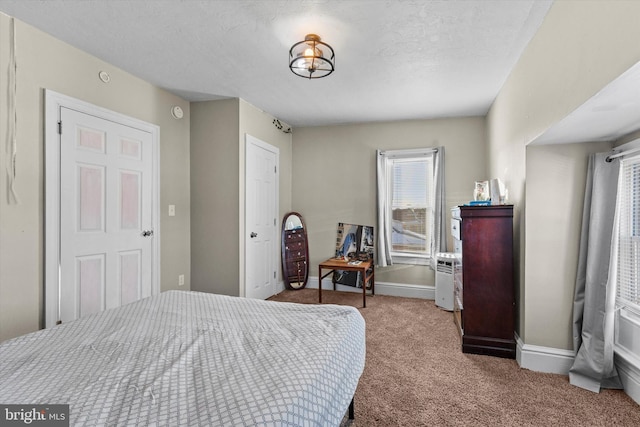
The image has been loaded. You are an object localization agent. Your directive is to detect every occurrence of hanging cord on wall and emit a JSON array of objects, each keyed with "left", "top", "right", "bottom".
[
  {"left": 273, "top": 119, "right": 292, "bottom": 134},
  {"left": 6, "top": 17, "right": 20, "bottom": 204}
]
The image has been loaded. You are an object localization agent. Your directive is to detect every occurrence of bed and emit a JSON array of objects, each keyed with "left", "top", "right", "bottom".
[{"left": 0, "top": 290, "right": 366, "bottom": 426}]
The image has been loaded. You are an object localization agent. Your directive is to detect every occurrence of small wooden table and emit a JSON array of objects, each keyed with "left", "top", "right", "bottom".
[{"left": 318, "top": 258, "right": 375, "bottom": 308}]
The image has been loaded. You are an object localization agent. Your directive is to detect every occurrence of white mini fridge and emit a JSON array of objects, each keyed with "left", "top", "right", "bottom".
[{"left": 435, "top": 252, "right": 455, "bottom": 311}]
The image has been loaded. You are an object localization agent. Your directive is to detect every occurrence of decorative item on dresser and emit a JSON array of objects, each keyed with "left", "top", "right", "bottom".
[
  {"left": 451, "top": 205, "right": 516, "bottom": 358},
  {"left": 281, "top": 212, "right": 310, "bottom": 290}
]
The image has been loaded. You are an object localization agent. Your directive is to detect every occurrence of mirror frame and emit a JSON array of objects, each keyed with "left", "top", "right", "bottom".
[{"left": 281, "top": 212, "right": 309, "bottom": 290}]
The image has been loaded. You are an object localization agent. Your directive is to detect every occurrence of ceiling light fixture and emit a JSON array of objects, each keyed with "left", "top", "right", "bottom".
[{"left": 289, "top": 34, "right": 335, "bottom": 79}]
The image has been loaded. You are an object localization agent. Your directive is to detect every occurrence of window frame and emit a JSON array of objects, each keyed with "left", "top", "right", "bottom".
[{"left": 382, "top": 148, "right": 436, "bottom": 266}]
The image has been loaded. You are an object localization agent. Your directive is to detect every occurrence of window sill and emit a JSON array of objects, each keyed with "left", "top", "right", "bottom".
[
  {"left": 390, "top": 255, "right": 431, "bottom": 266},
  {"left": 620, "top": 306, "right": 640, "bottom": 326}
]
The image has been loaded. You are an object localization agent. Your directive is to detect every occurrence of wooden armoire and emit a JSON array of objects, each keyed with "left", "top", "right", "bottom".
[{"left": 451, "top": 205, "right": 516, "bottom": 359}]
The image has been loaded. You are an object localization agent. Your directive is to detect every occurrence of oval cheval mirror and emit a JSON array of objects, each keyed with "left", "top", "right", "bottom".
[{"left": 281, "top": 212, "right": 309, "bottom": 290}]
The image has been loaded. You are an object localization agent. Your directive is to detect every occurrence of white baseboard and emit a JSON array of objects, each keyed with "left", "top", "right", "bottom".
[
  {"left": 615, "top": 348, "right": 640, "bottom": 405},
  {"left": 516, "top": 335, "right": 575, "bottom": 375},
  {"left": 305, "top": 276, "right": 434, "bottom": 300},
  {"left": 515, "top": 336, "right": 640, "bottom": 405},
  {"left": 374, "top": 281, "right": 434, "bottom": 299}
]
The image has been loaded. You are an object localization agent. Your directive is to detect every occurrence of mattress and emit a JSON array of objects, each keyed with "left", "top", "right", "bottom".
[{"left": 0, "top": 290, "right": 366, "bottom": 426}]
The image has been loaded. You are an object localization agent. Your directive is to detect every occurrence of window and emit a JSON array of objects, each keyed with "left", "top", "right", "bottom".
[
  {"left": 378, "top": 149, "right": 436, "bottom": 265},
  {"left": 616, "top": 156, "right": 640, "bottom": 314}
]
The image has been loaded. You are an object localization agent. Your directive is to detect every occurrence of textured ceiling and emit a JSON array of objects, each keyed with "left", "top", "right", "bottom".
[{"left": 0, "top": 0, "right": 554, "bottom": 127}]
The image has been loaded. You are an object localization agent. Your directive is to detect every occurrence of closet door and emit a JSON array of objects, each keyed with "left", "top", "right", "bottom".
[
  {"left": 245, "top": 134, "right": 279, "bottom": 300},
  {"left": 59, "top": 108, "right": 154, "bottom": 321}
]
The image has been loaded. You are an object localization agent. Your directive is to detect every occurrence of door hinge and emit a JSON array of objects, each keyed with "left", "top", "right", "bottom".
[
  {"left": 58, "top": 121, "right": 62, "bottom": 135},
  {"left": 274, "top": 271, "right": 276, "bottom": 279},
  {"left": 274, "top": 165, "right": 277, "bottom": 173}
]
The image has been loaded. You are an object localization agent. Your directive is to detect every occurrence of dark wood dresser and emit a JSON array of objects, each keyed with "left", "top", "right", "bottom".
[{"left": 452, "top": 205, "right": 515, "bottom": 358}]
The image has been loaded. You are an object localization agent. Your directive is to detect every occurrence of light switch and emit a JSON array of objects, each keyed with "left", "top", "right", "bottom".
[{"left": 168, "top": 205, "right": 176, "bottom": 216}]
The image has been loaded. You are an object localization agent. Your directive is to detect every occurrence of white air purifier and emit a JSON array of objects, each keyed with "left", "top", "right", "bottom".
[{"left": 435, "top": 252, "right": 455, "bottom": 311}]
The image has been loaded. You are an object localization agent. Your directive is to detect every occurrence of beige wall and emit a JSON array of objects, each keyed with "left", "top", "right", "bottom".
[
  {"left": 190, "top": 98, "right": 292, "bottom": 296},
  {"left": 0, "top": 15, "right": 191, "bottom": 342},
  {"left": 292, "top": 117, "right": 486, "bottom": 285},
  {"left": 525, "top": 142, "right": 611, "bottom": 349},
  {"left": 190, "top": 99, "right": 240, "bottom": 296},
  {"left": 487, "top": 0, "right": 640, "bottom": 347}
]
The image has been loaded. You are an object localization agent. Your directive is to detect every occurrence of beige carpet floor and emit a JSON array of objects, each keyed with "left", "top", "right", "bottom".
[{"left": 269, "top": 289, "right": 640, "bottom": 426}]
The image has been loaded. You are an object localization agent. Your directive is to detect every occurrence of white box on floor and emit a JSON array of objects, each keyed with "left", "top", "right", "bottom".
[{"left": 435, "top": 252, "right": 455, "bottom": 311}]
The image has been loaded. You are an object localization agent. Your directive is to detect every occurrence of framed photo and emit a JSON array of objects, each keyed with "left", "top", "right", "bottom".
[{"left": 474, "top": 180, "right": 490, "bottom": 201}]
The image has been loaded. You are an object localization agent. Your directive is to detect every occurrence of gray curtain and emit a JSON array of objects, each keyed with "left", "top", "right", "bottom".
[
  {"left": 569, "top": 152, "right": 623, "bottom": 392},
  {"left": 376, "top": 149, "right": 393, "bottom": 267},
  {"left": 430, "top": 147, "right": 447, "bottom": 268}
]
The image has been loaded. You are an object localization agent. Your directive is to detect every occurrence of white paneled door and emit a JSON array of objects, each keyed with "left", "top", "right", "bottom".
[
  {"left": 59, "top": 107, "right": 154, "bottom": 322},
  {"left": 245, "top": 134, "right": 279, "bottom": 300}
]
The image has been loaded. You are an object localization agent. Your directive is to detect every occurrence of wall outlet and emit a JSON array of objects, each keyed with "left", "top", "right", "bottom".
[
  {"left": 178, "top": 274, "right": 185, "bottom": 286},
  {"left": 168, "top": 204, "right": 176, "bottom": 216}
]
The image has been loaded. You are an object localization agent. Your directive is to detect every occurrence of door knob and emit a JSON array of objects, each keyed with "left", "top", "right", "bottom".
[
  {"left": 142, "top": 230, "right": 154, "bottom": 237},
  {"left": 250, "top": 232, "right": 258, "bottom": 238}
]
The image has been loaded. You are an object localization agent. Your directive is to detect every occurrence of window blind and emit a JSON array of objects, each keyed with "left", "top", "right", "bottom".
[
  {"left": 617, "top": 156, "right": 640, "bottom": 313},
  {"left": 389, "top": 154, "right": 434, "bottom": 256},
  {"left": 391, "top": 158, "right": 430, "bottom": 209}
]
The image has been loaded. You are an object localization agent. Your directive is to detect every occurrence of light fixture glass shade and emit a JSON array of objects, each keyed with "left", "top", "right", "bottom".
[{"left": 289, "top": 34, "right": 335, "bottom": 79}]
